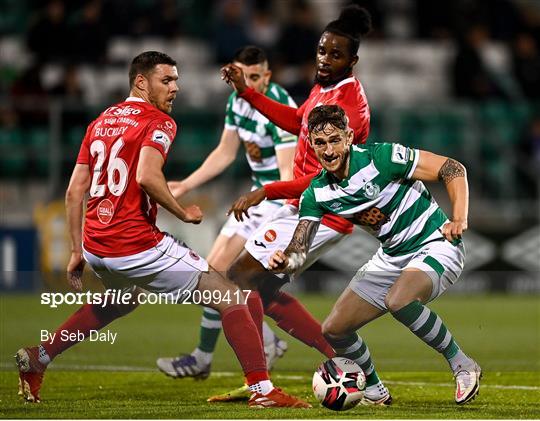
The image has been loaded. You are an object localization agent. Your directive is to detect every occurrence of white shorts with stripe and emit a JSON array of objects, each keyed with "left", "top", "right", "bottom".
[
  {"left": 83, "top": 233, "right": 209, "bottom": 296},
  {"left": 349, "top": 239, "right": 465, "bottom": 311},
  {"left": 219, "top": 199, "right": 282, "bottom": 239},
  {"left": 244, "top": 204, "right": 347, "bottom": 275}
]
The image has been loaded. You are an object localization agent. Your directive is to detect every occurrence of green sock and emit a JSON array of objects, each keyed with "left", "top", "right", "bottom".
[
  {"left": 197, "top": 307, "right": 222, "bottom": 353},
  {"left": 391, "top": 300, "right": 460, "bottom": 364},
  {"left": 330, "top": 333, "right": 381, "bottom": 387}
]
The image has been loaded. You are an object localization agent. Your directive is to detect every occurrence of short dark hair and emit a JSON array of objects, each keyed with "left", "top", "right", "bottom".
[
  {"left": 324, "top": 5, "right": 372, "bottom": 55},
  {"left": 129, "top": 51, "right": 176, "bottom": 88},
  {"left": 308, "top": 105, "right": 348, "bottom": 133},
  {"left": 232, "top": 45, "right": 268, "bottom": 66}
]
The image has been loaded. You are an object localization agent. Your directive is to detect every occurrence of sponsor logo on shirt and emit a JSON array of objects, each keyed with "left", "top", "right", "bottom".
[
  {"left": 104, "top": 105, "right": 141, "bottom": 117},
  {"left": 264, "top": 230, "right": 277, "bottom": 242},
  {"left": 152, "top": 130, "right": 171, "bottom": 153},
  {"left": 391, "top": 143, "right": 409, "bottom": 164},
  {"left": 97, "top": 199, "right": 114, "bottom": 224}
]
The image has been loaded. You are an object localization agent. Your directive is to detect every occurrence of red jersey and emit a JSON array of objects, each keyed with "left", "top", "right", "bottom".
[
  {"left": 76, "top": 97, "right": 177, "bottom": 257},
  {"left": 293, "top": 77, "right": 369, "bottom": 234},
  {"left": 294, "top": 77, "right": 369, "bottom": 183}
]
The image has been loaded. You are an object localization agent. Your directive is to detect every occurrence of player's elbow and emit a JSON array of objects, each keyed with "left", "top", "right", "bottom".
[
  {"left": 136, "top": 165, "right": 154, "bottom": 189},
  {"left": 136, "top": 173, "right": 152, "bottom": 190},
  {"left": 65, "top": 183, "right": 86, "bottom": 204}
]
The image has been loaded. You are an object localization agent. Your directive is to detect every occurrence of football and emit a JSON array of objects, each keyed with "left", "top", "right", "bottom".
[{"left": 312, "top": 357, "right": 366, "bottom": 411}]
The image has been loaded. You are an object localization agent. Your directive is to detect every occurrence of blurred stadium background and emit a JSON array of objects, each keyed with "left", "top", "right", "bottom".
[{"left": 0, "top": 0, "right": 538, "bottom": 296}]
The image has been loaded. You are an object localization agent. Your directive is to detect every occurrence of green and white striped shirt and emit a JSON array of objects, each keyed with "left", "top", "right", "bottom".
[
  {"left": 224, "top": 82, "right": 297, "bottom": 188},
  {"left": 299, "top": 143, "right": 451, "bottom": 256}
]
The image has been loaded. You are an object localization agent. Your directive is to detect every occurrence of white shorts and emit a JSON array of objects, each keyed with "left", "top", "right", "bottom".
[
  {"left": 349, "top": 239, "right": 466, "bottom": 311},
  {"left": 244, "top": 204, "right": 347, "bottom": 276},
  {"left": 219, "top": 199, "right": 282, "bottom": 239},
  {"left": 83, "top": 234, "right": 209, "bottom": 296}
]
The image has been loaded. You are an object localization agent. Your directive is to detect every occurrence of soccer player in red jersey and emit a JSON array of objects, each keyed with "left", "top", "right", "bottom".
[
  {"left": 211, "top": 6, "right": 392, "bottom": 405},
  {"left": 14, "top": 51, "right": 310, "bottom": 408}
]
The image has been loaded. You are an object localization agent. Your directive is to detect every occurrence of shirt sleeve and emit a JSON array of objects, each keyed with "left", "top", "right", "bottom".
[
  {"left": 224, "top": 93, "right": 237, "bottom": 131},
  {"left": 267, "top": 86, "right": 298, "bottom": 148},
  {"left": 141, "top": 115, "right": 177, "bottom": 160},
  {"left": 239, "top": 87, "right": 302, "bottom": 135},
  {"left": 371, "top": 142, "right": 419, "bottom": 180},
  {"left": 299, "top": 185, "right": 324, "bottom": 221}
]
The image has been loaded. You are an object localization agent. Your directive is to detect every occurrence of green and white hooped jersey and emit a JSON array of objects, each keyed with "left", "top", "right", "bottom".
[
  {"left": 224, "top": 82, "right": 297, "bottom": 188},
  {"left": 299, "top": 143, "right": 451, "bottom": 257}
]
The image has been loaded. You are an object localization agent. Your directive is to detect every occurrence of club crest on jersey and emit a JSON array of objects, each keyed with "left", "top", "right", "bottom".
[
  {"left": 330, "top": 202, "right": 342, "bottom": 211},
  {"left": 362, "top": 181, "right": 380, "bottom": 199},
  {"left": 152, "top": 130, "right": 171, "bottom": 153},
  {"left": 264, "top": 229, "right": 277, "bottom": 242},
  {"left": 97, "top": 199, "right": 114, "bottom": 224}
]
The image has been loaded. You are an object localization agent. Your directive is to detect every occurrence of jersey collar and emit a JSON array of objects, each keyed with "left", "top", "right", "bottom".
[
  {"left": 319, "top": 76, "right": 356, "bottom": 93},
  {"left": 125, "top": 96, "right": 146, "bottom": 102}
]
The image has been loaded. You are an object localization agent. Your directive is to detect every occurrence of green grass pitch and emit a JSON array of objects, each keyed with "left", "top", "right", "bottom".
[{"left": 1, "top": 293, "right": 539, "bottom": 418}]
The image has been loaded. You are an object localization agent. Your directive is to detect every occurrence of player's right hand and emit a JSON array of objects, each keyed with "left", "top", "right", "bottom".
[
  {"left": 227, "top": 188, "right": 266, "bottom": 222},
  {"left": 220, "top": 63, "right": 247, "bottom": 94},
  {"left": 182, "top": 205, "right": 203, "bottom": 224},
  {"left": 67, "top": 252, "right": 85, "bottom": 291},
  {"left": 268, "top": 250, "right": 289, "bottom": 272},
  {"left": 168, "top": 180, "right": 188, "bottom": 200}
]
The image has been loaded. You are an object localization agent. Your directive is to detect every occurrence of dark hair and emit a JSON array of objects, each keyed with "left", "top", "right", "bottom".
[
  {"left": 232, "top": 45, "right": 268, "bottom": 66},
  {"left": 324, "top": 5, "right": 372, "bottom": 55},
  {"left": 308, "top": 105, "right": 348, "bottom": 133},
  {"left": 129, "top": 51, "right": 176, "bottom": 88}
]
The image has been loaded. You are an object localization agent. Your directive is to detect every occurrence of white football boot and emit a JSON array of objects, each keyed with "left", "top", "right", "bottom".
[
  {"left": 454, "top": 360, "right": 482, "bottom": 404},
  {"left": 156, "top": 353, "right": 211, "bottom": 380},
  {"left": 360, "top": 380, "right": 392, "bottom": 406}
]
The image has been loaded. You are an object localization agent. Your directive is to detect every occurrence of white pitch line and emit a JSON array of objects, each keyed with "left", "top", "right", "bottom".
[{"left": 2, "top": 363, "right": 539, "bottom": 391}]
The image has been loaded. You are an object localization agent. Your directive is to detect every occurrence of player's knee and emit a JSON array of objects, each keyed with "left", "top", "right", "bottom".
[
  {"left": 321, "top": 318, "right": 345, "bottom": 340},
  {"left": 115, "top": 287, "right": 144, "bottom": 315},
  {"left": 384, "top": 293, "right": 410, "bottom": 313}
]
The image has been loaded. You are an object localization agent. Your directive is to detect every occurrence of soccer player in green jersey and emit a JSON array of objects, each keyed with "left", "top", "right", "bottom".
[
  {"left": 157, "top": 46, "right": 296, "bottom": 381},
  {"left": 269, "top": 105, "right": 481, "bottom": 405}
]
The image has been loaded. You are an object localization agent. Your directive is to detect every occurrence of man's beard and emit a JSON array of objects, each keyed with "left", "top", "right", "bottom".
[{"left": 314, "top": 66, "right": 352, "bottom": 87}]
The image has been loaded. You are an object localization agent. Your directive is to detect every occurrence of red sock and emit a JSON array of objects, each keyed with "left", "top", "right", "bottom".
[
  {"left": 41, "top": 304, "right": 122, "bottom": 359},
  {"left": 246, "top": 291, "right": 264, "bottom": 345},
  {"left": 265, "top": 292, "right": 335, "bottom": 358},
  {"left": 221, "top": 304, "right": 268, "bottom": 385}
]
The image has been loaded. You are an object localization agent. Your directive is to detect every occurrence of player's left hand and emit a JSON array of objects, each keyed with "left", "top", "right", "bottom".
[
  {"left": 268, "top": 250, "right": 289, "bottom": 272},
  {"left": 67, "top": 252, "right": 85, "bottom": 291},
  {"left": 441, "top": 220, "right": 467, "bottom": 242},
  {"left": 227, "top": 188, "right": 266, "bottom": 222}
]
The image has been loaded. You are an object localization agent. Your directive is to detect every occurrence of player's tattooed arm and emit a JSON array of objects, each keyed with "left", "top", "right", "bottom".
[
  {"left": 285, "top": 219, "right": 319, "bottom": 256},
  {"left": 268, "top": 220, "right": 320, "bottom": 273},
  {"left": 438, "top": 158, "right": 465, "bottom": 184}
]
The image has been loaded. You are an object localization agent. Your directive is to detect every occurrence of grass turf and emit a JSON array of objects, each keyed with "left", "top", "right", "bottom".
[{"left": 1, "top": 293, "right": 539, "bottom": 418}]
